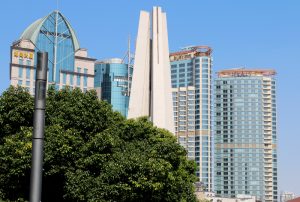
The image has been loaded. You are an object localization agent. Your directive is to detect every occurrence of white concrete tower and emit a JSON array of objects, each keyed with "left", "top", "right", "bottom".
[{"left": 128, "top": 7, "right": 175, "bottom": 134}]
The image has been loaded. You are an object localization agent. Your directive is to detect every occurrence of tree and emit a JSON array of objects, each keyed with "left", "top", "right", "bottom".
[
  {"left": 0, "top": 86, "right": 198, "bottom": 202},
  {"left": 0, "top": 86, "right": 33, "bottom": 143}
]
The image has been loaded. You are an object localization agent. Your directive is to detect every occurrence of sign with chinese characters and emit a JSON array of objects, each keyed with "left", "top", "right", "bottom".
[{"left": 13, "top": 51, "right": 34, "bottom": 59}]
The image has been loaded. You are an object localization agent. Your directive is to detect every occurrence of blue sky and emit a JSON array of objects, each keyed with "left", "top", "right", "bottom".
[{"left": 1, "top": 0, "right": 299, "bottom": 196}]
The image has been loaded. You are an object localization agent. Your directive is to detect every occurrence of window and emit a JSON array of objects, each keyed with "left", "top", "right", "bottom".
[
  {"left": 63, "top": 73, "right": 67, "bottom": 85},
  {"left": 203, "top": 69, "right": 209, "bottom": 74},
  {"left": 179, "top": 73, "right": 185, "bottom": 78},
  {"left": 18, "top": 80, "right": 22, "bottom": 85},
  {"left": 19, "top": 59, "right": 23, "bottom": 65},
  {"left": 202, "top": 58, "right": 209, "bottom": 63},
  {"left": 26, "top": 81, "right": 30, "bottom": 86},
  {"left": 70, "top": 75, "right": 74, "bottom": 85},
  {"left": 84, "top": 76, "right": 87, "bottom": 87},
  {"left": 26, "top": 68, "right": 30, "bottom": 79},
  {"left": 18, "top": 67, "right": 23, "bottom": 78},
  {"left": 77, "top": 75, "right": 81, "bottom": 86}
]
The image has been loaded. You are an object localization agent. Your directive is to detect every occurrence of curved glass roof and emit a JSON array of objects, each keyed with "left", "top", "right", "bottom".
[{"left": 20, "top": 10, "right": 80, "bottom": 51}]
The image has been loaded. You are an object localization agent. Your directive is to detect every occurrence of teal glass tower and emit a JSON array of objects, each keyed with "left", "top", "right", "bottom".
[
  {"left": 170, "top": 46, "right": 213, "bottom": 191},
  {"left": 94, "top": 58, "right": 132, "bottom": 117},
  {"left": 214, "top": 69, "right": 278, "bottom": 202}
]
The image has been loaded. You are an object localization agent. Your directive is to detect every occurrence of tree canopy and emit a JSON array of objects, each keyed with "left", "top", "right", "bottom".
[{"left": 0, "top": 86, "right": 198, "bottom": 202}]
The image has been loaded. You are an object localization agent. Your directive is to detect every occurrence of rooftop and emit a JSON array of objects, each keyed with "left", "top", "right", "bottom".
[
  {"left": 169, "top": 46, "right": 212, "bottom": 61},
  {"left": 217, "top": 68, "right": 276, "bottom": 78},
  {"left": 170, "top": 45, "right": 212, "bottom": 57},
  {"left": 20, "top": 10, "right": 80, "bottom": 51},
  {"left": 95, "top": 58, "right": 124, "bottom": 64}
]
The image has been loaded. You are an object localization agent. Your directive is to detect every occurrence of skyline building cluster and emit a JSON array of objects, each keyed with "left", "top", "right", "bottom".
[{"left": 8, "top": 7, "right": 279, "bottom": 202}]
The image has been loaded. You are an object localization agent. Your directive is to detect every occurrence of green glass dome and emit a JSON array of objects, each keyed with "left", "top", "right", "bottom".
[{"left": 20, "top": 10, "right": 80, "bottom": 51}]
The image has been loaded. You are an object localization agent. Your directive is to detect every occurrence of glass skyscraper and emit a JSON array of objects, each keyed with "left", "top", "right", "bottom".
[
  {"left": 94, "top": 58, "right": 132, "bottom": 117},
  {"left": 10, "top": 10, "right": 96, "bottom": 94},
  {"left": 170, "top": 46, "right": 213, "bottom": 191},
  {"left": 214, "top": 69, "right": 278, "bottom": 202}
]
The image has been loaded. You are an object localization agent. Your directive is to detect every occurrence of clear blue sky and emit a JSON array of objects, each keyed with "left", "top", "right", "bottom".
[{"left": 1, "top": 0, "right": 299, "bottom": 196}]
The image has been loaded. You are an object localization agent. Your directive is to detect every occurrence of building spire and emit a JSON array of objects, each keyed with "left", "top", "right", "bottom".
[{"left": 56, "top": 0, "right": 59, "bottom": 11}]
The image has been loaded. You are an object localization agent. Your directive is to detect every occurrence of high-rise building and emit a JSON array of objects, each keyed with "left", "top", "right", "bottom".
[
  {"left": 214, "top": 69, "right": 278, "bottom": 202},
  {"left": 170, "top": 46, "right": 213, "bottom": 191},
  {"left": 10, "top": 10, "right": 96, "bottom": 94},
  {"left": 128, "top": 7, "right": 174, "bottom": 133},
  {"left": 94, "top": 58, "right": 132, "bottom": 117}
]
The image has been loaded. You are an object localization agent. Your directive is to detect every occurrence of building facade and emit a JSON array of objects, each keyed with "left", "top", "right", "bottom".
[
  {"left": 170, "top": 46, "right": 213, "bottom": 191},
  {"left": 94, "top": 58, "right": 132, "bottom": 117},
  {"left": 10, "top": 10, "right": 96, "bottom": 94},
  {"left": 214, "top": 69, "right": 278, "bottom": 202},
  {"left": 128, "top": 7, "right": 174, "bottom": 133},
  {"left": 280, "top": 192, "right": 295, "bottom": 202}
]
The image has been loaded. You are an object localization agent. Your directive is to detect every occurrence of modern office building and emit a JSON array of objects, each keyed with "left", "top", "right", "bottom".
[
  {"left": 128, "top": 7, "right": 174, "bottom": 133},
  {"left": 170, "top": 46, "right": 213, "bottom": 191},
  {"left": 10, "top": 10, "right": 96, "bottom": 94},
  {"left": 94, "top": 58, "right": 132, "bottom": 117},
  {"left": 214, "top": 69, "right": 278, "bottom": 202}
]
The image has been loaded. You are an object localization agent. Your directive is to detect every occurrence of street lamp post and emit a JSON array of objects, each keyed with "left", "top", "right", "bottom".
[{"left": 29, "top": 52, "right": 48, "bottom": 202}]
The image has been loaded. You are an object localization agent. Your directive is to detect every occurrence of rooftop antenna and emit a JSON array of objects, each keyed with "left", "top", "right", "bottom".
[
  {"left": 56, "top": 0, "right": 59, "bottom": 11},
  {"left": 121, "top": 35, "right": 133, "bottom": 96},
  {"left": 127, "top": 35, "right": 131, "bottom": 96}
]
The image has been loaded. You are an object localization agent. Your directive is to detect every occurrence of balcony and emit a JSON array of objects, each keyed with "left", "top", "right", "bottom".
[
  {"left": 264, "top": 117, "right": 272, "bottom": 122},
  {"left": 264, "top": 173, "right": 273, "bottom": 178},
  {"left": 264, "top": 164, "right": 272, "bottom": 169},
  {"left": 264, "top": 155, "right": 272, "bottom": 160}
]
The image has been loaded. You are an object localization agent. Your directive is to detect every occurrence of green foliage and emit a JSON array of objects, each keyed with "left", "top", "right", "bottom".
[
  {"left": 0, "top": 127, "right": 32, "bottom": 201},
  {"left": 45, "top": 87, "right": 123, "bottom": 137},
  {"left": 198, "top": 200, "right": 210, "bottom": 202},
  {"left": 65, "top": 119, "right": 197, "bottom": 201},
  {"left": 0, "top": 86, "right": 33, "bottom": 143},
  {"left": 0, "top": 86, "right": 198, "bottom": 202}
]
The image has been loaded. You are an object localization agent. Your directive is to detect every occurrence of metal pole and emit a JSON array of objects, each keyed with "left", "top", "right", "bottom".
[
  {"left": 30, "top": 52, "right": 48, "bottom": 202},
  {"left": 53, "top": 10, "right": 58, "bottom": 82},
  {"left": 128, "top": 35, "right": 131, "bottom": 96}
]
